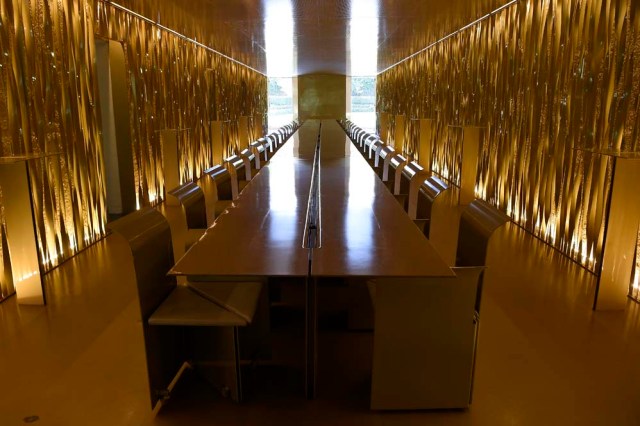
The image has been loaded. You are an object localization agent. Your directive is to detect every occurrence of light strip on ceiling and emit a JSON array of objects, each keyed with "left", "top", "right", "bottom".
[
  {"left": 101, "top": 1, "right": 267, "bottom": 76},
  {"left": 377, "top": 0, "right": 520, "bottom": 75}
]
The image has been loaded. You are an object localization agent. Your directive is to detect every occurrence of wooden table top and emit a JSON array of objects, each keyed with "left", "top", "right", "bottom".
[{"left": 170, "top": 120, "right": 453, "bottom": 279}]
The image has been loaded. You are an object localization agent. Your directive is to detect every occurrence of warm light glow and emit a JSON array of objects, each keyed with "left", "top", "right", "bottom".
[
  {"left": 349, "top": 0, "right": 379, "bottom": 76},
  {"left": 377, "top": 0, "right": 635, "bottom": 273},
  {"left": 16, "top": 271, "right": 38, "bottom": 283},
  {"left": 378, "top": 0, "right": 519, "bottom": 74},
  {"left": 265, "top": 0, "right": 294, "bottom": 77},
  {"left": 106, "top": 1, "right": 265, "bottom": 76}
]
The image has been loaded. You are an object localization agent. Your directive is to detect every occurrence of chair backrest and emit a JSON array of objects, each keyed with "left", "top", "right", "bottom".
[
  {"left": 399, "top": 161, "right": 423, "bottom": 195},
  {"left": 108, "top": 208, "right": 184, "bottom": 409},
  {"left": 167, "top": 182, "right": 207, "bottom": 229},
  {"left": 204, "top": 165, "right": 233, "bottom": 201},
  {"left": 456, "top": 199, "right": 510, "bottom": 268},
  {"left": 240, "top": 148, "right": 257, "bottom": 179},
  {"left": 378, "top": 146, "right": 396, "bottom": 181},
  {"left": 389, "top": 154, "right": 408, "bottom": 194},
  {"left": 456, "top": 200, "right": 510, "bottom": 313},
  {"left": 416, "top": 176, "right": 449, "bottom": 220},
  {"left": 108, "top": 207, "right": 176, "bottom": 321}
]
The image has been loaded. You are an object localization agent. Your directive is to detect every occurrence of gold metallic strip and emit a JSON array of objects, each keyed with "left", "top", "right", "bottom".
[{"left": 377, "top": 0, "right": 639, "bottom": 272}]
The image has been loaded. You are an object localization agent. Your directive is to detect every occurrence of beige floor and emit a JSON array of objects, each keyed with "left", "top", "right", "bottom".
[{"left": 1, "top": 204, "right": 639, "bottom": 425}]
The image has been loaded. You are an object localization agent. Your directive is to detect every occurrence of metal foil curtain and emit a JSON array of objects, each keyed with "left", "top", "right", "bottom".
[
  {"left": 377, "top": 0, "right": 640, "bottom": 272},
  {"left": 0, "top": 0, "right": 105, "bottom": 274},
  {"left": 95, "top": 2, "right": 267, "bottom": 207},
  {"left": 0, "top": 0, "right": 267, "bottom": 289}
]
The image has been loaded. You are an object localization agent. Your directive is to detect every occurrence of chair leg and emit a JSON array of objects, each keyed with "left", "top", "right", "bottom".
[{"left": 233, "top": 326, "right": 243, "bottom": 403}]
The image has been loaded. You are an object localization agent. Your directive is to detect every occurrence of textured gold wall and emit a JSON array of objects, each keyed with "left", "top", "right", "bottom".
[
  {"left": 0, "top": 0, "right": 105, "bottom": 274},
  {"left": 377, "top": 0, "right": 640, "bottom": 272},
  {"left": 0, "top": 0, "right": 267, "bottom": 288},
  {"left": 632, "top": 231, "right": 640, "bottom": 300},
  {"left": 298, "top": 74, "right": 347, "bottom": 120},
  {"left": 96, "top": 1, "right": 267, "bottom": 207}
]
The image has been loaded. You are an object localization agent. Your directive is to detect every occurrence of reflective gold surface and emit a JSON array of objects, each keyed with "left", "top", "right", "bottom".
[
  {"left": 100, "top": 0, "right": 512, "bottom": 76},
  {"left": 173, "top": 120, "right": 452, "bottom": 278},
  {"left": 0, "top": 0, "right": 267, "bottom": 279},
  {"left": 2, "top": 177, "right": 640, "bottom": 424},
  {"left": 0, "top": 0, "right": 105, "bottom": 272},
  {"left": 312, "top": 120, "right": 452, "bottom": 277},
  {"left": 96, "top": 1, "right": 267, "bottom": 207},
  {"left": 298, "top": 75, "right": 347, "bottom": 120},
  {"left": 632, "top": 231, "right": 640, "bottom": 301},
  {"left": 171, "top": 123, "right": 313, "bottom": 278},
  {"left": 377, "top": 0, "right": 640, "bottom": 271},
  {"left": 0, "top": 192, "right": 13, "bottom": 301}
]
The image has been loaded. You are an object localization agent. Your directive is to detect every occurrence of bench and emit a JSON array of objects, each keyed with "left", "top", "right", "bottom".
[{"left": 108, "top": 208, "right": 263, "bottom": 407}]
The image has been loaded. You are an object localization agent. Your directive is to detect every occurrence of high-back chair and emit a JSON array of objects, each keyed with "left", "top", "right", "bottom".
[
  {"left": 167, "top": 181, "right": 207, "bottom": 229},
  {"left": 108, "top": 208, "right": 262, "bottom": 407}
]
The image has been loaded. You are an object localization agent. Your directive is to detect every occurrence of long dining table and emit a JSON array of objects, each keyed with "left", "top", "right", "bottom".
[{"left": 170, "top": 119, "right": 455, "bottom": 402}]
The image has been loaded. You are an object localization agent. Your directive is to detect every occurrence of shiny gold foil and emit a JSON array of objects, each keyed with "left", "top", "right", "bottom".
[
  {"left": 631, "top": 230, "right": 640, "bottom": 301},
  {"left": 0, "top": 0, "right": 105, "bottom": 272},
  {"left": 95, "top": 1, "right": 267, "bottom": 207},
  {"left": 0, "top": 0, "right": 266, "bottom": 283},
  {"left": 377, "top": 0, "right": 640, "bottom": 272}
]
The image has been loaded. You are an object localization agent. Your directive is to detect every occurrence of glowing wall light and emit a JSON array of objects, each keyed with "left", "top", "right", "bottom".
[
  {"left": 377, "top": 0, "right": 640, "bottom": 273},
  {"left": 0, "top": 158, "right": 50, "bottom": 304},
  {"left": 0, "top": 0, "right": 106, "bottom": 274},
  {"left": 0, "top": 0, "right": 266, "bottom": 283},
  {"left": 96, "top": 1, "right": 267, "bottom": 208}
]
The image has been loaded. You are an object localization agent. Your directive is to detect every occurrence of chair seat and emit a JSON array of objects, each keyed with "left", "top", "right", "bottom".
[
  {"left": 149, "top": 286, "right": 247, "bottom": 327},
  {"left": 188, "top": 281, "right": 263, "bottom": 324}
]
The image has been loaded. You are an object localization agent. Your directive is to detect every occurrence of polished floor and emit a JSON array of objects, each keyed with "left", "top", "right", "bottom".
[{"left": 1, "top": 180, "right": 640, "bottom": 425}]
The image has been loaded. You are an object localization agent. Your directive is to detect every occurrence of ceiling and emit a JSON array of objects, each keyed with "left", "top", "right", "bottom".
[{"left": 110, "top": 0, "right": 512, "bottom": 77}]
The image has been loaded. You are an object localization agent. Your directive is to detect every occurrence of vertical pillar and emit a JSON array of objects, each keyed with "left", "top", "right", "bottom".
[
  {"left": 160, "top": 130, "right": 180, "bottom": 205},
  {"left": 394, "top": 115, "right": 406, "bottom": 151},
  {"left": 0, "top": 160, "right": 44, "bottom": 305},
  {"left": 595, "top": 157, "right": 640, "bottom": 310},
  {"left": 460, "top": 126, "right": 483, "bottom": 205},
  {"left": 418, "top": 119, "right": 435, "bottom": 172}
]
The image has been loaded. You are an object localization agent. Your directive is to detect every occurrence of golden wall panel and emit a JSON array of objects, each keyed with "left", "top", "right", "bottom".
[
  {"left": 0, "top": 188, "right": 13, "bottom": 301},
  {"left": 0, "top": 0, "right": 105, "bottom": 273},
  {"left": 96, "top": 1, "right": 267, "bottom": 207},
  {"left": 0, "top": 0, "right": 266, "bottom": 288},
  {"left": 377, "top": 0, "right": 640, "bottom": 272},
  {"left": 631, "top": 230, "right": 640, "bottom": 301}
]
